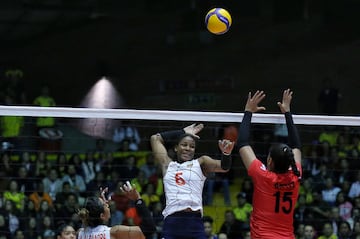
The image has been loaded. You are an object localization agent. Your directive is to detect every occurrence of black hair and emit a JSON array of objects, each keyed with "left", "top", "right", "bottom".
[
  {"left": 176, "top": 133, "right": 197, "bottom": 144},
  {"left": 202, "top": 216, "right": 214, "bottom": 224},
  {"left": 78, "top": 197, "right": 104, "bottom": 227},
  {"left": 269, "top": 143, "right": 300, "bottom": 177},
  {"left": 55, "top": 223, "right": 68, "bottom": 236}
]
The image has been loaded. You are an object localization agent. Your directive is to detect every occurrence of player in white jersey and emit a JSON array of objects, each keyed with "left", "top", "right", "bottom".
[
  {"left": 77, "top": 182, "right": 156, "bottom": 239},
  {"left": 150, "top": 124, "right": 235, "bottom": 239}
]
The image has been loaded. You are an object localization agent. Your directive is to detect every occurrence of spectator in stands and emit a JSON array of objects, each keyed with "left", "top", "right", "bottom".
[
  {"left": 0, "top": 152, "right": 13, "bottom": 187},
  {"left": 337, "top": 220, "right": 352, "bottom": 239},
  {"left": 240, "top": 178, "right": 253, "bottom": 204},
  {"left": 86, "top": 171, "right": 108, "bottom": 197},
  {"left": 310, "top": 191, "right": 331, "bottom": 232},
  {"left": 42, "top": 228, "right": 56, "bottom": 239},
  {"left": 12, "top": 228, "right": 25, "bottom": 239},
  {"left": 29, "top": 181, "right": 53, "bottom": 211},
  {"left": 139, "top": 153, "right": 157, "bottom": 179},
  {"left": 243, "top": 230, "right": 251, "bottom": 239},
  {"left": 37, "top": 200, "right": 55, "bottom": 229},
  {"left": 303, "top": 224, "right": 316, "bottom": 239},
  {"left": 38, "top": 215, "right": 55, "bottom": 238},
  {"left": 299, "top": 178, "right": 314, "bottom": 205},
  {"left": 232, "top": 192, "right": 252, "bottom": 230},
  {"left": 20, "top": 198, "right": 37, "bottom": 221},
  {"left": 118, "top": 155, "right": 139, "bottom": 182},
  {"left": 218, "top": 233, "right": 228, "bottom": 239},
  {"left": 205, "top": 123, "right": 236, "bottom": 206},
  {"left": 33, "top": 85, "right": 56, "bottom": 130},
  {"left": 61, "top": 163, "right": 87, "bottom": 199},
  {"left": 352, "top": 220, "right": 360, "bottom": 239},
  {"left": 35, "top": 151, "right": 53, "bottom": 178},
  {"left": 151, "top": 201, "right": 164, "bottom": 238},
  {"left": 3, "top": 180, "right": 25, "bottom": 210},
  {"left": 349, "top": 171, "right": 360, "bottom": 199},
  {"left": 348, "top": 134, "right": 360, "bottom": 162},
  {"left": 54, "top": 192, "right": 80, "bottom": 229},
  {"left": 204, "top": 169, "right": 231, "bottom": 206},
  {"left": 336, "top": 191, "right": 353, "bottom": 223},
  {"left": 109, "top": 200, "right": 124, "bottom": 226},
  {"left": 42, "top": 168, "right": 63, "bottom": 201},
  {"left": 18, "top": 151, "right": 35, "bottom": 177},
  {"left": 131, "top": 170, "right": 148, "bottom": 194},
  {"left": 141, "top": 183, "right": 160, "bottom": 209},
  {"left": 322, "top": 177, "right": 342, "bottom": 207},
  {"left": 56, "top": 152, "right": 68, "bottom": 178},
  {"left": 295, "top": 223, "right": 305, "bottom": 239},
  {"left": 124, "top": 201, "right": 142, "bottom": 227},
  {"left": 2, "top": 68, "right": 27, "bottom": 105},
  {"left": 80, "top": 152, "right": 96, "bottom": 185},
  {"left": 294, "top": 194, "right": 314, "bottom": 228},
  {"left": 109, "top": 181, "right": 130, "bottom": 220},
  {"left": 203, "top": 216, "right": 219, "bottom": 239},
  {"left": 54, "top": 182, "right": 72, "bottom": 211},
  {"left": 0, "top": 214, "right": 11, "bottom": 239},
  {"left": 113, "top": 121, "right": 141, "bottom": 152},
  {"left": 218, "top": 210, "right": 244, "bottom": 239},
  {"left": 318, "top": 126, "right": 339, "bottom": 161},
  {"left": 0, "top": 94, "right": 24, "bottom": 150},
  {"left": 314, "top": 164, "right": 334, "bottom": 192},
  {"left": 24, "top": 216, "right": 40, "bottom": 239},
  {"left": 15, "top": 165, "right": 36, "bottom": 196},
  {"left": 317, "top": 221, "right": 337, "bottom": 239},
  {"left": 334, "top": 158, "right": 353, "bottom": 186},
  {"left": 329, "top": 207, "right": 343, "bottom": 235},
  {"left": 1, "top": 199, "right": 20, "bottom": 237}
]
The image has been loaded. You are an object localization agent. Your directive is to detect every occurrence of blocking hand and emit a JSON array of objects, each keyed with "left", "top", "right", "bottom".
[
  {"left": 218, "top": 139, "right": 235, "bottom": 155},
  {"left": 183, "top": 123, "right": 204, "bottom": 139}
]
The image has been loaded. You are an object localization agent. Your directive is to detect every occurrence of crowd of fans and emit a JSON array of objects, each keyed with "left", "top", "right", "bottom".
[{"left": 0, "top": 124, "right": 358, "bottom": 239}]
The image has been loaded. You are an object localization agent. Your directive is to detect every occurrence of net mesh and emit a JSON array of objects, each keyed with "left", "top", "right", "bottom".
[{"left": 0, "top": 106, "right": 359, "bottom": 236}]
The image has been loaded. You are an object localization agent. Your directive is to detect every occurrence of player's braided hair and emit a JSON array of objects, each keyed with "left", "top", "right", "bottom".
[
  {"left": 78, "top": 197, "right": 104, "bottom": 227},
  {"left": 269, "top": 143, "right": 300, "bottom": 176}
]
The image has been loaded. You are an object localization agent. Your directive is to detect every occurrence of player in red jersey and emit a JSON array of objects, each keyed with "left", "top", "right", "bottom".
[{"left": 237, "top": 89, "right": 302, "bottom": 239}]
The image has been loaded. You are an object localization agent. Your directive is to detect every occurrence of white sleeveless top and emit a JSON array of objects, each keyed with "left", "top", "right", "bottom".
[
  {"left": 78, "top": 225, "right": 111, "bottom": 239},
  {"left": 162, "top": 159, "right": 206, "bottom": 218}
]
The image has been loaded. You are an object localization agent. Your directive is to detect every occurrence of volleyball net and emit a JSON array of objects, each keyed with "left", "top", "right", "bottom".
[{"left": 0, "top": 105, "right": 359, "bottom": 235}]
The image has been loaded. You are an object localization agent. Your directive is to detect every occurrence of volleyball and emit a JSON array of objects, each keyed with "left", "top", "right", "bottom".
[{"left": 205, "top": 8, "right": 232, "bottom": 35}]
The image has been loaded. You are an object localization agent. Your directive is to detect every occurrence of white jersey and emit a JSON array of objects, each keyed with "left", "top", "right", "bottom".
[
  {"left": 162, "top": 159, "right": 206, "bottom": 218},
  {"left": 78, "top": 225, "right": 111, "bottom": 239}
]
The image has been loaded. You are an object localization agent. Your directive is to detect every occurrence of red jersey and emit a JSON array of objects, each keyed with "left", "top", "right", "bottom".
[{"left": 248, "top": 159, "right": 302, "bottom": 239}]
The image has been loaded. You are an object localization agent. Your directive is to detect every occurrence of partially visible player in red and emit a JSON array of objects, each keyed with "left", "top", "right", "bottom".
[{"left": 237, "top": 89, "right": 302, "bottom": 239}]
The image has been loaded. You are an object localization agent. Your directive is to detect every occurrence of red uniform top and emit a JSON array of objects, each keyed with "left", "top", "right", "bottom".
[{"left": 248, "top": 159, "right": 302, "bottom": 239}]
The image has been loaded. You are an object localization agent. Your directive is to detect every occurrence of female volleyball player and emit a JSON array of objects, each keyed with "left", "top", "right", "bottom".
[
  {"left": 237, "top": 89, "right": 302, "bottom": 239},
  {"left": 56, "top": 223, "right": 76, "bottom": 239},
  {"left": 150, "top": 124, "right": 235, "bottom": 239},
  {"left": 77, "top": 182, "right": 156, "bottom": 239}
]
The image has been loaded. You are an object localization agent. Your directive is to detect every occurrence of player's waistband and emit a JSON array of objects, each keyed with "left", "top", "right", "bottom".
[{"left": 168, "top": 208, "right": 201, "bottom": 218}]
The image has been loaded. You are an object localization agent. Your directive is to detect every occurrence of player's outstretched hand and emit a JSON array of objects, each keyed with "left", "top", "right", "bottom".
[
  {"left": 218, "top": 139, "right": 235, "bottom": 155},
  {"left": 245, "top": 90, "right": 266, "bottom": 113},
  {"left": 277, "top": 89, "right": 293, "bottom": 113},
  {"left": 120, "top": 181, "right": 141, "bottom": 201},
  {"left": 99, "top": 187, "right": 110, "bottom": 203},
  {"left": 183, "top": 123, "right": 204, "bottom": 139}
]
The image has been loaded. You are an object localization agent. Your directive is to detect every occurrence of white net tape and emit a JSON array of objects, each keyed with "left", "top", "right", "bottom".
[{"left": 0, "top": 105, "right": 359, "bottom": 125}]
